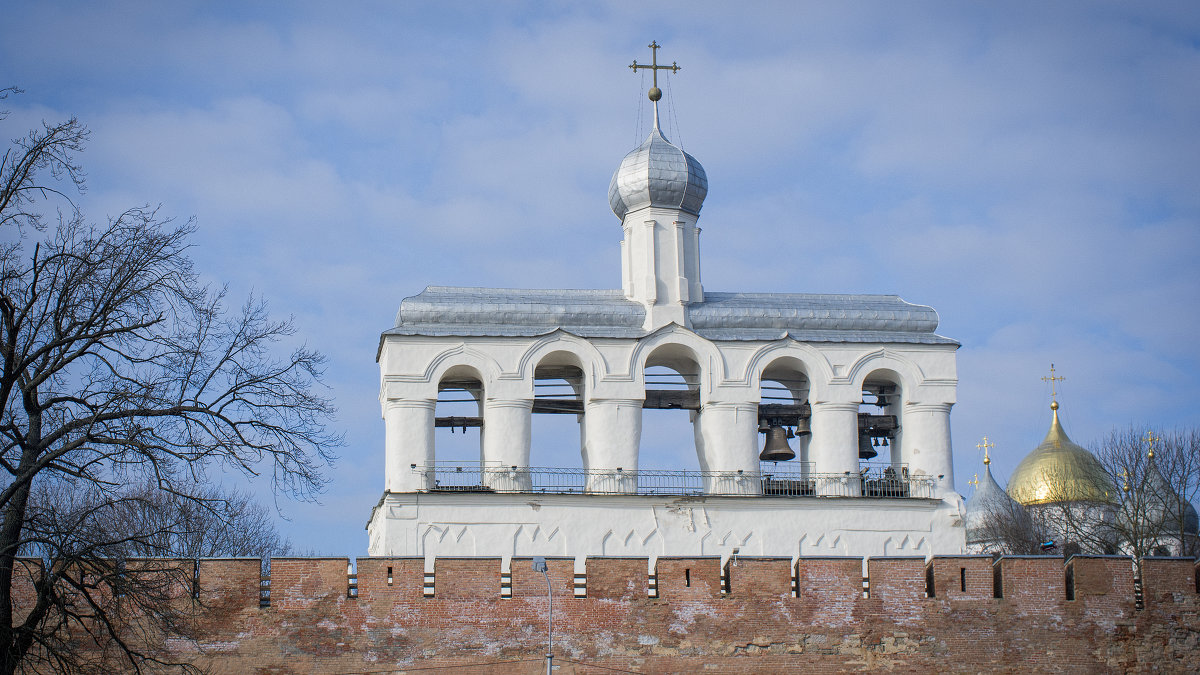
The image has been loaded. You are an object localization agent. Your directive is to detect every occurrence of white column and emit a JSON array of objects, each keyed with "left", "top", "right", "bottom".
[
  {"left": 695, "top": 402, "right": 761, "bottom": 495},
  {"left": 672, "top": 220, "right": 689, "bottom": 303},
  {"left": 385, "top": 399, "right": 436, "bottom": 492},
  {"left": 482, "top": 399, "right": 533, "bottom": 491},
  {"left": 901, "top": 402, "right": 955, "bottom": 498},
  {"left": 809, "top": 401, "right": 861, "bottom": 496},
  {"left": 687, "top": 224, "right": 704, "bottom": 303},
  {"left": 582, "top": 399, "right": 642, "bottom": 493}
]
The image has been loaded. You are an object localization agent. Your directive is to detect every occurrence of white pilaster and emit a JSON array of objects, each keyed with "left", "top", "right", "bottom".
[
  {"left": 902, "top": 401, "right": 955, "bottom": 497},
  {"left": 695, "top": 402, "right": 761, "bottom": 495},
  {"left": 482, "top": 399, "right": 533, "bottom": 491},
  {"left": 385, "top": 399, "right": 437, "bottom": 492},
  {"left": 582, "top": 399, "right": 643, "bottom": 493},
  {"left": 809, "top": 400, "right": 861, "bottom": 496}
]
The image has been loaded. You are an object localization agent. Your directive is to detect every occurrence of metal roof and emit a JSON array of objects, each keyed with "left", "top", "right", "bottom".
[{"left": 384, "top": 286, "right": 958, "bottom": 345}]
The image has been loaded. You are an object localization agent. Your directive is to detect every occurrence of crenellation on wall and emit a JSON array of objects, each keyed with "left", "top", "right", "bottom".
[
  {"left": 654, "top": 556, "right": 721, "bottom": 600},
  {"left": 355, "top": 557, "right": 424, "bottom": 602},
  {"left": 584, "top": 557, "right": 648, "bottom": 600},
  {"left": 268, "top": 557, "right": 350, "bottom": 610},
  {"left": 433, "top": 557, "right": 501, "bottom": 598},
  {"left": 867, "top": 556, "right": 926, "bottom": 601},
  {"left": 509, "top": 557, "right": 573, "bottom": 599},
  {"left": 1066, "top": 556, "right": 1135, "bottom": 612},
  {"left": 1139, "top": 557, "right": 1197, "bottom": 609},
  {"left": 994, "top": 556, "right": 1064, "bottom": 612},
  {"left": 927, "top": 555, "right": 994, "bottom": 601},
  {"left": 723, "top": 557, "right": 792, "bottom": 598},
  {"left": 197, "top": 558, "right": 260, "bottom": 610},
  {"left": 794, "top": 556, "right": 861, "bottom": 603},
  {"left": 16, "top": 554, "right": 1200, "bottom": 673}
]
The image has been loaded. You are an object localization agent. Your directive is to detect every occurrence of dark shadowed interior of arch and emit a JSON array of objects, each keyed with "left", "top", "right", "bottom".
[
  {"left": 860, "top": 372, "right": 902, "bottom": 469},
  {"left": 759, "top": 363, "right": 810, "bottom": 471},
  {"left": 530, "top": 364, "right": 584, "bottom": 468},
  {"left": 640, "top": 364, "right": 701, "bottom": 471},
  {"left": 434, "top": 376, "right": 483, "bottom": 464}
]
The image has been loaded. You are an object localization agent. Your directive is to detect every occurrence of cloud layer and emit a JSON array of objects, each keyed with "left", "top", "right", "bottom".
[{"left": 3, "top": 1, "right": 1197, "bottom": 552}]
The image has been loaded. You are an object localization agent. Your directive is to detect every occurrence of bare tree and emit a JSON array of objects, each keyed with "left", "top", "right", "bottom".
[
  {"left": 970, "top": 493, "right": 1046, "bottom": 556},
  {"left": 1093, "top": 427, "right": 1200, "bottom": 559},
  {"left": 28, "top": 480, "right": 293, "bottom": 561},
  {"left": 0, "top": 90, "right": 339, "bottom": 673}
]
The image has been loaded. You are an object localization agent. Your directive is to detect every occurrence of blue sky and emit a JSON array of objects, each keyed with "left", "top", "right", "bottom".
[{"left": 3, "top": 1, "right": 1198, "bottom": 553}]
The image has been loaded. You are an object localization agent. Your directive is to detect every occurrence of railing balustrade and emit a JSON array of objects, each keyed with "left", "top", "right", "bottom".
[{"left": 410, "top": 462, "right": 934, "bottom": 499}]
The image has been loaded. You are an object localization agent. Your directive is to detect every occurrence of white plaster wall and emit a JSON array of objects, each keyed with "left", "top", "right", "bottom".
[
  {"left": 375, "top": 327, "right": 962, "bottom": 558},
  {"left": 366, "top": 492, "right": 967, "bottom": 563}
]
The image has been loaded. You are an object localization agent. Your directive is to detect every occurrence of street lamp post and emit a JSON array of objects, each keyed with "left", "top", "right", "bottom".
[{"left": 532, "top": 556, "right": 553, "bottom": 674}]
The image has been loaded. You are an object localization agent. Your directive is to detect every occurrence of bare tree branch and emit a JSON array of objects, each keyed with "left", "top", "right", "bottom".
[{"left": 0, "top": 90, "right": 339, "bottom": 674}]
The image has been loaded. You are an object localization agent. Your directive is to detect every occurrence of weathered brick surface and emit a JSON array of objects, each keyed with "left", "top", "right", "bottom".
[
  {"left": 22, "top": 555, "right": 1200, "bottom": 673},
  {"left": 434, "top": 557, "right": 501, "bottom": 598},
  {"left": 355, "top": 556, "right": 424, "bottom": 602},
  {"left": 655, "top": 556, "right": 720, "bottom": 599},
  {"left": 269, "top": 557, "right": 348, "bottom": 609},
  {"left": 197, "top": 557, "right": 259, "bottom": 610},
  {"left": 510, "top": 557, "right": 573, "bottom": 599},
  {"left": 1142, "top": 557, "right": 1198, "bottom": 608},
  {"left": 584, "top": 556, "right": 647, "bottom": 600},
  {"left": 725, "top": 557, "right": 792, "bottom": 598},
  {"left": 928, "top": 554, "right": 993, "bottom": 601},
  {"left": 996, "top": 555, "right": 1065, "bottom": 613}
]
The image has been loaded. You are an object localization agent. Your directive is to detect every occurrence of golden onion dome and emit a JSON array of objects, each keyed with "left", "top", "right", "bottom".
[{"left": 1006, "top": 402, "right": 1116, "bottom": 506}]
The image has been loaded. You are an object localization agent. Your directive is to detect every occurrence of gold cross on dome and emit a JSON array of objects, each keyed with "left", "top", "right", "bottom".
[
  {"left": 976, "top": 436, "right": 995, "bottom": 465},
  {"left": 1144, "top": 430, "right": 1160, "bottom": 459},
  {"left": 1042, "top": 364, "right": 1065, "bottom": 403},
  {"left": 629, "top": 41, "right": 680, "bottom": 101},
  {"left": 1120, "top": 469, "right": 1131, "bottom": 492},
  {"left": 968, "top": 473, "right": 979, "bottom": 489}
]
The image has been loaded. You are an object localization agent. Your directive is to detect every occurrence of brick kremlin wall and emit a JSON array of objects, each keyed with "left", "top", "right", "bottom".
[{"left": 55, "top": 555, "right": 1200, "bottom": 673}]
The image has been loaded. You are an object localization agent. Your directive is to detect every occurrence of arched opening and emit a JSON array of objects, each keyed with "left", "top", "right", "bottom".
[
  {"left": 434, "top": 365, "right": 485, "bottom": 466},
  {"left": 530, "top": 351, "right": 586, "bottom": 470},
  {"left": 859, "top": 369, "right": 904, "bottom": 497},
  {"left": 758, "top": 358, "right": 811, "bottom": 470},
  {"left": 758, "top": 357, "right": 812, "bottom": 496},
  {"left": 641, "top": 344, "right": 703, "bottom": 472}
]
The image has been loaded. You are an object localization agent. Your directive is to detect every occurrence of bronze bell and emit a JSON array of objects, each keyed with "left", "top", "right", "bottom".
[
  {"left": 858, "top": 433, "right": 878, "bottom": 460},
  {"left": 760, "top": 425, "right": 796, "bottom": 462},
  {"left": 794, "top": 417, "right": 812, "bottom": 437}
]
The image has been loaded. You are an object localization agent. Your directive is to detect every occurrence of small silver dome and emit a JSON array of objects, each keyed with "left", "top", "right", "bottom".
[
  {"left": 965, "top": 465, "right": 1030, "bottom": 547},
  {"left": 608, "top": 126, "right": 707, "bottom": 220}
]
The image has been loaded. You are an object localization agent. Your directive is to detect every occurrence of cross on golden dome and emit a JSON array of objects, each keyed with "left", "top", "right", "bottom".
[
  {"left": 1042, "top": 364, "right": 1065, "bottom": 407},
  {"left": 976, "top": 436, "right": 995, "bottom": 465}
]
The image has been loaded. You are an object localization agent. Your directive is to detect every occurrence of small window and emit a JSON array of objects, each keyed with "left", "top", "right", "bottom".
[
  {"left": 684, "top": 568, "right": 691, "bottom": 587},
  {"left": 960, "top": 567, "right": 967, "bottom": 593}
]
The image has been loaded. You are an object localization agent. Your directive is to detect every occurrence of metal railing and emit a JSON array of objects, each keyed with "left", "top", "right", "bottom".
[{"left": 412, "top": 462, "right": 935, "bottom": 499}]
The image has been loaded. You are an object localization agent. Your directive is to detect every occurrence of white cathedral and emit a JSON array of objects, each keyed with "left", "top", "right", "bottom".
[{"left": 366, "top": 45, "right": 966, "bottom": 565}]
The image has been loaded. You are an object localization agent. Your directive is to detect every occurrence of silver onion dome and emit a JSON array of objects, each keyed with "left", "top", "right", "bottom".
[
  {"left": 608, "top": 126, "right": 708, "bottom": 220},
  {"left": 965, "top": 465, "right": 1031, "bottom": 547}
]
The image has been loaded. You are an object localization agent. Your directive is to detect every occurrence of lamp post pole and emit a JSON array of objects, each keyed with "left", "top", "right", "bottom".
[{"left": 532, "top": 556, "right": 553, "bottom": 674}]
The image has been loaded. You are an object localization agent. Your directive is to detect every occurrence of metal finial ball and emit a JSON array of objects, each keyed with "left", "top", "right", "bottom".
[
  {"left": 1050, "top": 401, "right": 1059, "bottom": 410},
  {"left": 648, "top": 87, "right": 662, "bottom": 102}
]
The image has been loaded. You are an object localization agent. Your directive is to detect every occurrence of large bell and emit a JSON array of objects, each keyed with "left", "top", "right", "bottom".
[
  {"left": 760, "top": 426, "right": 796, "bottom": 462},
  {"left": 858, "top": 433, "right": 878, "bottom": 460}
]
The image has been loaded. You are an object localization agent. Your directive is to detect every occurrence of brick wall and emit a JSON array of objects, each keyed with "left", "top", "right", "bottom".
[{"left": 22, "top": 555, "right": 1200, "bottom": 674}]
